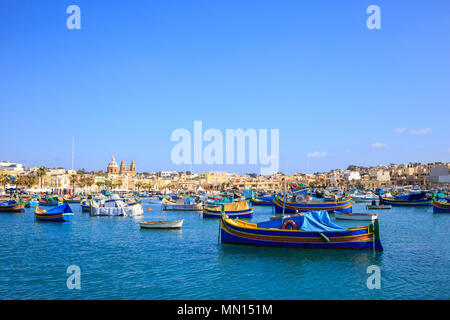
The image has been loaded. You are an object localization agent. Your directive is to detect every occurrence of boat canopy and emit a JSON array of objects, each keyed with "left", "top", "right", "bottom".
[
  {"left": 257, "top": 211, "right": 348, "bottom": 232},
  {"left": 46, "top": 203, "right": 73, "bottom": 214}
]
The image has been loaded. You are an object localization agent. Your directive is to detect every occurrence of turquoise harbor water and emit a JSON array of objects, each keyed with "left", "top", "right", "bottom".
[{"left": 0, "top": 201, "right": 448, "bottom": 300}]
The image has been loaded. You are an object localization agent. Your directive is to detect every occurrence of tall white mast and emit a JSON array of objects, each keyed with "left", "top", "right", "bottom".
[{"left": 72, "top": 136, "right": 74, "bottom": 171}]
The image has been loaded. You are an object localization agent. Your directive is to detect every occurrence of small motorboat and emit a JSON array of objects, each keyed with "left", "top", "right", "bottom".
[
  {"left": 140, "top": 219, "right": 184, "bottom": 229},
  {"left": 35, "top": 203, "right": 74, "bottom": 222},
  {"left": 334, "top": 212, "right": 378, "bottom": 221}
]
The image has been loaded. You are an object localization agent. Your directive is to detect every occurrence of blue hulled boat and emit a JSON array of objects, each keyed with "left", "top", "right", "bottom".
[
  {"left": 274, "top": 195, "right": 352, "bottom": 214},
  {"left": 35, "top": 203, "right": 73, "bottom": 222},
  {"left": 381, "top": 192, "right": 431, "bottom": 206},
  {"left": 0, "top": 200, "right": 25, "bottom": 213},
  {"left": 220, "top": 210, "right": 383, "bottom": 251},
  {"left": 432, "top": 199, "right": 450, "bottom": 213}
]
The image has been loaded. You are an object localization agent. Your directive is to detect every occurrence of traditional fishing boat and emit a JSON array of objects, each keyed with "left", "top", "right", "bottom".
[
  {"left": 38, "top": 196, "right": 62, "bottom": 206},
  {"left": 90, "top": 199, "right": 143, "bottom": 216},
  {"left": 220, "top": 210, "right": 383, "bottom": 251},
  {"left": 35, "top": 203, "right": 73, "bottom": 222},
  {"left": 334, "top": 212, "right": 378, "bottom": 221},
  {"left": 203, "top": 201, "right": 253, "bottom": 218},
  {"left": 274, "top": 195, "right": 352, "bottom": 214},
  {"left": 63, "top": 196, "right": 82, "bottom": 203},
  {"left": 250, "top": 195, "right": 274, "bottom": 206},
  {"left": 381, "top": 192, "right": 431, "bottom": 206},
  {"left": 0, "top": 200, "right": 25, "bottom": 213},
  {"left": 432, "top": 199, "right": 450, "bottom": 213},
  {"left": 80, "top": 200, "right": 91, "bottom": 212},
  {"left": 140, "top": 219, "right": 184, "bottom": 229}
]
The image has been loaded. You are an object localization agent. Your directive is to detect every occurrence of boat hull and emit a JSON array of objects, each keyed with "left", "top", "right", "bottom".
[
  {"left": 140, "top": 220, "right": 184, "bottom": 229},
  {"left": 250, "top": 199, "right": 273, "bottom": 206},
  {"left": 220, "top": 216, "right": 383, "bottom": 251},
  {"left": 203, "top": 207, "right": 254, "bottom": 218},
  {"left": 274, "top": 196, "right": 352, "bottom": 214},
  {"left": 432, "top": 200, "right": 450, "bottom": 213},
  {"left": 381, "top": 198, "right": 431, "bottom": 206},
  {"left": 0, "top": 201, "right": 25, "bottom": 213},
  {"left": 35, "top": 213, "right": 73, "bottom": 222}
]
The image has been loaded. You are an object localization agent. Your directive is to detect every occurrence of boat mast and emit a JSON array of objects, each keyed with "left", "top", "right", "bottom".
[{"left": 72, "top": 136, "right": 74, "bottom": 171}]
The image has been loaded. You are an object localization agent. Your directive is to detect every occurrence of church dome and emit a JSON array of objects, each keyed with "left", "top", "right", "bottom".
[{"left": 107, "top": 156, "right": 119, "bottom": 168}]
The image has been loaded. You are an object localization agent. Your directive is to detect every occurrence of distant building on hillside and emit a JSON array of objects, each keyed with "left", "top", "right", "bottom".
[
  {"left": 0, "top": 161, "right": 24, "bottom": 172},
  {"left": 427, "top": 165, "right": 450, "bottom": 183}
]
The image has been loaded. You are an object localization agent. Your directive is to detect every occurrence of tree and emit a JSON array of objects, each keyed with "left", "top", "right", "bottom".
[
  {"left": 36, "top": 166, "right": 47, "bottom": 189},
  {"left": 0, "top": 173, "right": 11, "bottom": 191},
  {"left": 24, "top": 174, "right": 37, "bottom": 189},
  {"left": 69, "top": 174, "right": 78, "bottom": 193}
]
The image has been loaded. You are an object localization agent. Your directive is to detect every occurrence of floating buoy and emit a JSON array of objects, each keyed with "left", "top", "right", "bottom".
[{"left": 147, "top": 208, "right": 151, "bottom": 211}]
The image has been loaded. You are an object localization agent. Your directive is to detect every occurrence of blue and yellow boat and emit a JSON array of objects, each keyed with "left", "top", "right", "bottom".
[
  {"left": 274, "top": 195, "right": 352, "bottom": 214},
  {"left": 35, "top": 203, "right": 73, "bottom": 222},
  {"left": 203, "top": 201, "right": 253, "bottom": 218},
  {"left": 0, "top": 200, "right": 25, "bottom": 213},
  {"left": 220, "top": 210, "right": 383, "bottom": 251},
  {"left": 432, "top": 199, "right": 450, "bottom": 213},
  {"left": 38, "top": 196, "right": 62, "bottom": 206},
  {"left": 250, "top": 195, "right": 274, "bottom": 206},
  {"left": 80, "top": 200, "right": 91, "bottom": 212},
  {"left": 381, "top": 192, "right": 431, "bottom": 206}
]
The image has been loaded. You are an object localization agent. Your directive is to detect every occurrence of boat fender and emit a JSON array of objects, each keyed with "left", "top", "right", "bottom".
[{"left": 282, "top": 220, "right": 297, "bottom": 230}]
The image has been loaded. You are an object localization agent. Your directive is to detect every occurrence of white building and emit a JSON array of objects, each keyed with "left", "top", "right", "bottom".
[
  {"left": 0, "top": 161, "right": 24, "bottom": 172},
  {"left": 427, "top": 165, "right": 450, "bottom": 183},
  {"left": 344, "top": 171, "right": 361, "bottom": 181}
]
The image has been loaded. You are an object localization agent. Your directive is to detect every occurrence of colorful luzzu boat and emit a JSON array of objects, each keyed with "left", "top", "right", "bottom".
[
  {"left": 0, "top": 200, "right": 25, "bottom": 213},
  {"left": 35, "top": 203, "right": 74, "bottom": 222},
  {"left": 203, "top": 201, "right": 254, "bottom": 218},
  {"left": 220, "top": 210, "right": 383, "bottom": 251},
  {"left": 250, "top": 195, "right": 274, "bottom": 206},
  {"left": 38, "top": 196, "right": 62, "bottom": 206},
  {"left": 274, "top": 196, "right": 352, "bottom": 214},
  {"left": 80, "top": 200, "right": 91, "bottom": 212},
  {"left": 380, "top": 193, "right": 431, "bottom": 206},
  {"left": 432, "top": 200, "right": 450, "bottom": 213}
]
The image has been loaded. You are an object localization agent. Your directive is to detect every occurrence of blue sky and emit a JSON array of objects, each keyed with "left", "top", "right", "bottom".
[{"left": 1, "top": 0, "right": 449, "bottom": 174}]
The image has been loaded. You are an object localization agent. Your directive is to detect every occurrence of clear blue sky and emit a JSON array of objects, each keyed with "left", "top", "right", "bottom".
[{"left": 1, "top": 0, "right": 449, "bottom": 174}]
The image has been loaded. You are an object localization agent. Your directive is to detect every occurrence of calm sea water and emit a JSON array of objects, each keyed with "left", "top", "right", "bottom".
[{"left": 0, "top": 200, "right": 448, "bottom": 300}]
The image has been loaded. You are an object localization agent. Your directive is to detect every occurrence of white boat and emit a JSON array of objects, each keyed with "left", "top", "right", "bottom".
[
  {"left": 140, "top": 219, "right": 184, "bottom": 229},
  {"left": 351, "top": 191, "right": 378, "bottom": 202},
  {"left": 90, "top": 199, "right": 143, "bottom": 216},
  {"left": 161, "top": 198, "right": 203, "bottom": 211},
  {"left": 334, "top": 212, "right": 378, "bottom": 221}
]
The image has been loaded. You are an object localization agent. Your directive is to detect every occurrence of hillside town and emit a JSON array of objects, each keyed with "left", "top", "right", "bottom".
[{"left": 1, "top": 157, "right": 449, "bottom": 194}]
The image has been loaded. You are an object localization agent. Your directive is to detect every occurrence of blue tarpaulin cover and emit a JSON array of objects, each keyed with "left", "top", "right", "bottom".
[
  {"left": 257, "top": 210, "right": 348, "bottom": 232},
  {"left": 46, "top": 203, "right": 73, "bottom": 214}
]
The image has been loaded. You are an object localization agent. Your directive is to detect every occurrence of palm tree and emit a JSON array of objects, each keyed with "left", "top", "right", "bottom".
[
  {"left": 69, "top": 174, "right": 78, "bottom": 193},
  {"left": 36, "top": 166, "right": 46, "bottom": 189},
  {"left": 25, "top": 174, "right": 37, "bottom": 189},
  {"left": 0, "top": 173, "right": 11, "bottom": 191}
]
